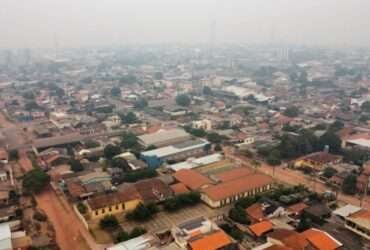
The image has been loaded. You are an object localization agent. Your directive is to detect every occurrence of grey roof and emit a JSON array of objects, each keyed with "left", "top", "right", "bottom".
[
  {"left": 138, "top": 129, "right": 190, "bottom": 146},
  {"left": 0, "top": 223, "right": 11, "bottom": 250}
]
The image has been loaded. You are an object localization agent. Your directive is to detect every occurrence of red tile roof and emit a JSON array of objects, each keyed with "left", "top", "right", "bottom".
[
  {"left": 170, "top": 183, "right": 190, "bottom": 195},
  {"left": 87, "top": 186, "right": 142, "bottom": 210},
  {"left": 287, "top": 203, "right": 308, "bottom": 214},
  {"left": 203, "top": 174, "right": 273, "bottom": 201},
  {"left": 245, "top": 203, "right": 266, "bottom": 222},
  {"left": 173, "top": 169, "right": 213, "bottom": 190},
  {"left": 268, "top": 229, "right": 309, "bottom": 250},
  {"left": 348, "top": 209, "right": 370, "bottom": 220},
  {"left": 189, "top": 230, "right": 231, "bottom": 250},
  {"left": 214, "top": 167, "right": 254, "bottom": 182},
  {"left": 248, "top": 220, "right": 273, "bottom": 237},
  {"left": 301, "top": 228, "right": 341, "bottom": 250},
  {"left": 299, "top": 152, "right": 341, "bottom": 165}
]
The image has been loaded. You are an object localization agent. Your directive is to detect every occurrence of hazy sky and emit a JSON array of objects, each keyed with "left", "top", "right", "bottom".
[{"left": 1, "top": 0, "right": 370, "bottom": 48}]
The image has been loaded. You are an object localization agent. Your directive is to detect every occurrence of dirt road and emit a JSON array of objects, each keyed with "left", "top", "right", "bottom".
[
  {"left": 36, "top": 186, "right": 107, "bottom": 250},
  {"left": 18, "top": 150, "right": 34, "bottom": 172}
]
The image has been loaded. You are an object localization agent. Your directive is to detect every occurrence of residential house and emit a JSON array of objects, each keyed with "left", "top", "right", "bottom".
[
  {"left": 86, "top": 186, "right": 142, "bottom": 220},
  {"left": 171, "top": 217, "right": 236, "bottom": 250},
  {"left": 344, "top": 209, "right": 370, "bottom": 240},
  {"left": 294, "top": 152, "right": 342, "bottom": 171},
  {"left": 138, "top": 129, "right": 191, "bottom": 148}
]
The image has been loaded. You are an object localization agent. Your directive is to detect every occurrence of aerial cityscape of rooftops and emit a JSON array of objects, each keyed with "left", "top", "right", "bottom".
[{"left": 2, "top": 1, "right": 370, "bottom": 250}]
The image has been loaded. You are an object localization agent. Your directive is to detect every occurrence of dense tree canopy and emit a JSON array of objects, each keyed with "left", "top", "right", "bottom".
[
  {"left": 120, "top": 112, "right": 138, "bottom": 124},
  {"left": 283, "top": 106, "right": 299, "bottom": 117},
  {"left": 104, "top": 144, "right": 122, "bottom": 159},
  {"left": 342, "top": 174, "right": 357, "bottom": 195},
  {"left": 22, "top": 168, "right": 50, "bottom": 194},
  {"left": 70, "top": 159, "right": 84, "bottom": 172},
  {"left": 99, "top": 215, "right": 119, "bottom": 230},
  {"left": 176, "top": 94, "right": 191, "bottom": 107},
  {"left": 121, "top": 132, "right": 140, "bottom": 150},
  {"left": 110, "top": 87, "right": 121, "bottom": 97}
]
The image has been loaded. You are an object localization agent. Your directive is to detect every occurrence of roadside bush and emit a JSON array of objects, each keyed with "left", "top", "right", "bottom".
[
  {"left": 77, "top": 202, "right": 87, "bottom": 214},
  {"left": 33, "top": 211, "right": 47, "bottom": 222},
  {"left": 124, "top": 169, "right": 158, "bottom": 182},
  {"left": 100, "top": 215, "right": 119, "bottom": 230},
  {"left": 163, "top": 192, "right": 201, "bottom": 212},
  {"left": 125, "top": 203, "right": 158, "bottom": 222}
]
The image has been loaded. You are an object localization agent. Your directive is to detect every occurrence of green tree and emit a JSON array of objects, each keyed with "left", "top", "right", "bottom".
[
  {"left": 176, "top": 94, "right": 191, "bottom": 107},
  {"left": 124, "top": 169, "right": 158, "bottom": 182},
  {"left": 283, "top": 106, "right": 299, "bottom": 117},
  {"left": 24, "top": 101, "right": 41, "bottom": 111},
  {"left": 99, "top": 215, "right": 119, "bottom": 230},
  {"left": 111, "top": 158, "right": 130, "bottom": 171},
  {"left": 110, "top": 87, "right": 121, "bottom": 97},
  {"left": 361, "top": 101, "right": 370, "bottom": 112},
  {"left": 22, "top": 92, "right": 35, "bottom": 100},
  {"left": 129, "top": 227, "right": 147, "bottom": 238},
  {"left": 22, "top": 169, "right": 50, "bottom": 194},
  {"left": 126, "top": 203, "right": 157, "bottom": 222},
  {"left": 329, "top": 120, "right": 344, "bottom": 132},
  {"left": 120, "top": 74, "right": 137, "bottom": 84},
  {"left": 297, "top": 216, "right": 312, "bottom": 232},
  {"left": 8, "top": 149, "right": 19, "bottom": 161},
  {"left": 203, "top": 144, "right": 211, "bottom": 153},
  {"left": 77, "top": 202, "right": 87, "bottom": 214},
  {"left": 207, "top": 132, "right": 223, "bottom": 144},
  {"left": 121, "top": 112, "right": 138, "bottom": 124},
  {"left": 342, "top": 174, "right": 357, "bottom": 195},
  {"left": 84, "top": 140, "right": 100, "bottom": 148},
  {"left": 121, "top": 132, "right": 140, "bottom": 150},
  {"left": 318, "top": 131, "right": 341, "bottom": 154},
  {"left": 69, "top": 159, "right": 84, "bottom": 172},
  {"left": 134, "top": 98, "right": 148, "bottom": 109},
  {"left": 154, "top": 72, "right": 163, "bottom": 80},
  {"left": 203, "top": 86, "right": 213, "bottom": 95},
  {"left": 342, "top": 148, "right": 368, "bottom": 166},
  {"left": 266, "top": 154, "right": 281, "bottom": 166},
  {"left": 116, "top": 231, "right": 130, "bottom": 243},
  {"left": 322, "top": 167, "right": 338, "bottom": 179},
  {"left": 229, "top": 207, "right": 250, "bottom": 224},
  {"left": 214, "top": 144, "right": 222, "bottom": 152},
  {"left": 104, "top": 144, "right": 122, "bottom": 159}
]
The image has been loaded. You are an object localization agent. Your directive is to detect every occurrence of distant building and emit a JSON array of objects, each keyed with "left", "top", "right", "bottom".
[
  {"left": 201, "top": 173, "right": 273, "bottom": 208},
  {"left": 294, "top": 152, "right": 342, "bottom": 171},
  {"left": 138, "top": 129, "right": 191, "bottom": 148},
  {"left": 85, "top": 186, "right": 142, "bottom": 220},
  {"left": 171, "top": 217, "right": 235, "bottom": 250},
  {"left": 140, "top": 139, "right": 209, "bottom": 168},
  {"left": 345, "top": 209, "right": 370, "bottom": 240},
  {"left": 192, "top": 119, "right": 212, "bottom": 131}
]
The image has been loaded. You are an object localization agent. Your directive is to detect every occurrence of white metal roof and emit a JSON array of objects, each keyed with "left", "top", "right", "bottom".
[
  {"left": 333, "top": 204, "right": 361, "bottom": 218},
  {"left": 347, "top": 138, "right": 370, "bottom": 148},
  {"left": 0, "top": 223, "right": 12, "bottom": 250},
  {"left": 107, "top": 234, "right": 156, "bottom": 250},
  {"left": 141, "top": 139, "right": 209, "bottom": 158},
  {"left": 168, "top": 153, "right": 223, "bottom": 171}
]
